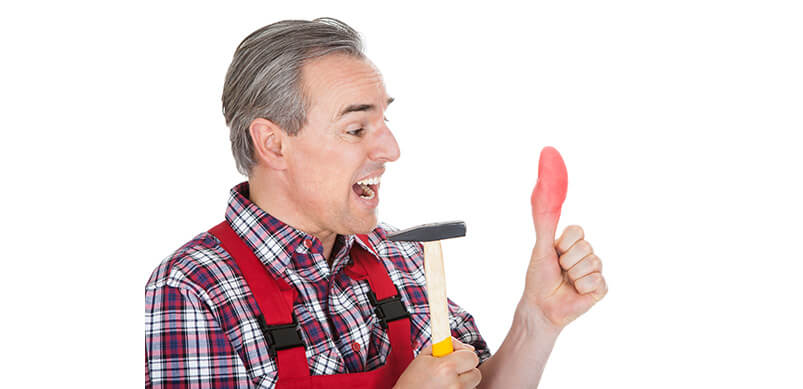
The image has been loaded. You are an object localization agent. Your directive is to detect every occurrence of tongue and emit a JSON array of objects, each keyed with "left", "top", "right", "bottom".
[{"left": 352, "top": 183, "right": 366, "bottom": 196}]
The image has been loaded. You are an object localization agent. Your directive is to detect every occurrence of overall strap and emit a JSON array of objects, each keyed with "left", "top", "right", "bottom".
[
  {"left": 209, "top": 221, "right": 310, "bottom": 381},
  {"left": 350, "top": 235, "right": 414, "bottom": 375}
]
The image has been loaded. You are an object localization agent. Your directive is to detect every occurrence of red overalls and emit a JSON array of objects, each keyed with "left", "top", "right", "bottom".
[{"left": 210, "top": 221, "right": 414, "bottom": 389}]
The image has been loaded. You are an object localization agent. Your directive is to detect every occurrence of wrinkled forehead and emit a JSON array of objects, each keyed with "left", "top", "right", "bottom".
[{"left": 300, "top": 54, "right": 388, "bottom": 117}]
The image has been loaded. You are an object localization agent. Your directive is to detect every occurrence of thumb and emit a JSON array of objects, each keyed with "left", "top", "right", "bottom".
[{"left": 530, "top": 146, "right": 568, "bottom": 259}]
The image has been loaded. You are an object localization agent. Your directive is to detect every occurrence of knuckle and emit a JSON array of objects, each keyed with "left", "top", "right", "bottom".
[
  {"left": 470, "top": 367, "right": 482, "bottom": 384},
  {"left": 595, "top": 280, "right": 609, "bottom": 301},
  {"left": 583, "top": 274, "right": 602, "bottom": 291},
  {"left": 591, "top": 255, "right": 602, "bottom": 270},
  {"left": 576, "top": 278, "right": 589, "bottom": 293},
  {"left": 581, "top": 274, "right": 602, "bottom": 293},
  {"left": 558, "top": 225, "right": 582, "bottom": 251},
  {"left": 568, "top": 224, "right": 584, "bottom": 237},
  {"left": 438, "top": 360, "right": 456, "bottom": 376},
  {"left": 594, "top": 273, "right": 605, "bottom": 286},
  {"left": 559, "top": 254, "right": 573, "bottom": 269},
  {"left": 577, "top": 239, "right": 593, "bottom": 254},
  {"left": 567, "top": 263, "right": 581, "bottom": 279}
]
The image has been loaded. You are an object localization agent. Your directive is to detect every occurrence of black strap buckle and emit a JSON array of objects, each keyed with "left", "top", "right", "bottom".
[
  {"left": 367, "top": 289, "right": 410, "bottom": 329},
  {"left": 257, "top": 314, "right": 306, "bottom": 358}
]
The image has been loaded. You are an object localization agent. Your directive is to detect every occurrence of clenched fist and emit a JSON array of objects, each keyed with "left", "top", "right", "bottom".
[{"left": 394, "top": 337, "right": 481, "bottom": 389}]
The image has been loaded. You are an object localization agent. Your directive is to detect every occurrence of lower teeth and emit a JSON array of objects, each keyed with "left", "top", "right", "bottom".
[{"left": 359, "top": 184, "right": 375, "bottom": 200}]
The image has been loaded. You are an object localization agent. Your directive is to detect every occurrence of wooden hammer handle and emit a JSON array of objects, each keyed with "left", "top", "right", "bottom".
[{"left": 422, "top": 240, "right": 453, "bottom": 357}]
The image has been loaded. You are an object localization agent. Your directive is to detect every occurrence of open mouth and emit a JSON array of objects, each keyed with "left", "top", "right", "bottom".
[{"left": 352, "top": 175, "right": 380, "bottom": 200}]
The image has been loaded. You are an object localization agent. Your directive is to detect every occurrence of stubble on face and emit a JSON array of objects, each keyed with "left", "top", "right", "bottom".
[{"left": 281, "top": 53, "right": 394, "bottom": 240}]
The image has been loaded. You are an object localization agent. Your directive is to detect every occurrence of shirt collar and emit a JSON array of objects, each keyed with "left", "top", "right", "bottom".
[{"left": 223, "top": 182, "right": 385, "bottom": 279}]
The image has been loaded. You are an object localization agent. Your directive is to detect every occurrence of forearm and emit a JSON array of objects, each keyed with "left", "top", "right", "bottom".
[{"left": 477, "top": 299, "right": 561, "bottom": 389}]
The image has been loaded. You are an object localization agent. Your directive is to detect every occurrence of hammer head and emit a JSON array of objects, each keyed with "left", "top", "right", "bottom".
[{"left": 387, "top": 221, "right": 466, "bottom": 242}]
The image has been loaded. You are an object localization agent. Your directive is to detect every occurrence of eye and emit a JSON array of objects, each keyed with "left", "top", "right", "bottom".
[{"left": 347, "top": 128, "right": 365, "bottom": 136}]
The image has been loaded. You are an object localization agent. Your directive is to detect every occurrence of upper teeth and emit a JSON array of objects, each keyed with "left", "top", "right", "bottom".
[{"left": 357, "top": 176, "right": 380, "bottom": 186}]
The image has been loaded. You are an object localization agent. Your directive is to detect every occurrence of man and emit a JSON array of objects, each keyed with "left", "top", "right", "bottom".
[{"left": 145, "top": 17, "right": 607, "bottom": 388}]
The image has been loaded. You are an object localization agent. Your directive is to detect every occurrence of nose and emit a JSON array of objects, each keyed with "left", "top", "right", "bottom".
[{"left": 369, "top": 123, "right": 401, "bottom": 162}]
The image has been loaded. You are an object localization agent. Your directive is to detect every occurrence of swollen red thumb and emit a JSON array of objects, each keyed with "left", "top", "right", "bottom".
[{"left": 530, "top": 146, "right": 568, "bottom": 258}]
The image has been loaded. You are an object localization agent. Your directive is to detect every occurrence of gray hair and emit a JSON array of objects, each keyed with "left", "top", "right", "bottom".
[{"left": 222, "top": 17, "right": 365, "bottom": 176}]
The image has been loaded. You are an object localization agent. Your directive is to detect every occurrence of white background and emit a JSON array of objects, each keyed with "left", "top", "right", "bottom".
[{"left": 1, "top": 1, "right": 801, "bottom": 387}]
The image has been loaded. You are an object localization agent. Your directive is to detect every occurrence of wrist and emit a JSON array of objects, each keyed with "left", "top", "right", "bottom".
[
  {"left": 476, "top": 299, "right": 562, "bottom": 388},
  {"left": 514, "top": 298, "right": 562, "bottom": 341}
]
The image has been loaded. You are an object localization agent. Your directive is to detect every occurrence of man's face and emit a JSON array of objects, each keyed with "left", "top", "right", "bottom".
[{"left": 282, "top": 53, "right": 400, "bottom": 236}]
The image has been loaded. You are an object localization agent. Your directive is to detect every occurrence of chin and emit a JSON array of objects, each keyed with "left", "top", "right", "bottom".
[{"left": 350, "top": 216, "right": 378, "bottom": 235}]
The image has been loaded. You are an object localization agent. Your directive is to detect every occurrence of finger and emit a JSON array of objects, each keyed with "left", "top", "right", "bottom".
[
  {"left": 567, "top": 254, "right": 602, "bottom": 282},
  {"left": 593, "top": 276, "right": 609, "bottom": 301},
  {"left": 578, "top": 272, "right": 608, "bottom": 302},
  {"left": 447, "top": 349, "right": 480, "bottom": 374},
  {"left": 451, "top": 337, "right": 475, "bottom": 352},
  {"left": 574, "top": 272, "right": 606, "bottom": 297},
  {"left": 458, "top": 367, "right": 482, "bottom": 389},
  {"left": 531, "top": 146, "right": 568, "bottom": 259},
  {"left": 555, "top": 225, "right": 584, "bottom": 256},
  {"left": 559, "top": 239, "right": 593, "bottom": 270},
  {"left": 418, "top": 343, "right": 433, "bottom": 356}
]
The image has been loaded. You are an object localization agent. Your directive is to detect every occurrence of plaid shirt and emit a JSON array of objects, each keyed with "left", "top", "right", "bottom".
[{"left": 145, "top": 182, "right": 491, "bottom": 388}]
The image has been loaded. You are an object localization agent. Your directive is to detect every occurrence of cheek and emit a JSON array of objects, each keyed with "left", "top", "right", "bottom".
[
  {"left": 290, "top": 138, "right": 364, "bottom": 198},
  {"left": 300, "top": 158, "right": 351, "bottom": 199}
]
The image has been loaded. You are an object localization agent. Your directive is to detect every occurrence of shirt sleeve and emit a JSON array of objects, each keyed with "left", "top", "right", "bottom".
[
  {"left": 447, "top": 297, "right": 493, "bottom": 364},
  {"left": 145, "top": 282, "right": 256, "bottom": 388}
]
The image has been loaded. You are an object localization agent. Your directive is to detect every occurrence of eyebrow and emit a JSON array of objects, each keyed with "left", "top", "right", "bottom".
[{"left": 337, "top": 97, "right": 395, "bottom": 119}]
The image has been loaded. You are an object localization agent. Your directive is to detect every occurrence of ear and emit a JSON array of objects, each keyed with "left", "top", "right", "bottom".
[{"left": 249, "top": 118, "right": 288, "bottom": 170}]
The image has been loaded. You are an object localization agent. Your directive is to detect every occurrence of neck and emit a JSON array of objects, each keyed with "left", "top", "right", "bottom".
[{"left": 248, "top": 173, "right": 338, "bottom": 263}]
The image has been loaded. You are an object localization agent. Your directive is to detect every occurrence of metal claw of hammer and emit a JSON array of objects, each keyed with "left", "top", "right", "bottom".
[{"left": 387, "top": 220, "right": 466, "bottom": 357}]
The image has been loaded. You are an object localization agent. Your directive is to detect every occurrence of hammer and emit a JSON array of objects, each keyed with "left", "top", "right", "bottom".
[{"left": 388, "top": 221, "right": 466, "bottom": 357}]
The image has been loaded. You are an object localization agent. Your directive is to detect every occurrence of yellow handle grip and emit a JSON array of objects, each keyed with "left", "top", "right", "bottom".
[{"left": 432, "top": 337, "right": 454, "bottom": 357}]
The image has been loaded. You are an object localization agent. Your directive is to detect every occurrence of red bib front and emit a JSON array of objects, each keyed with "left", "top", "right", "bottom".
[{"left": 209, "top": 221, "right": 414, "bottom": 388}]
